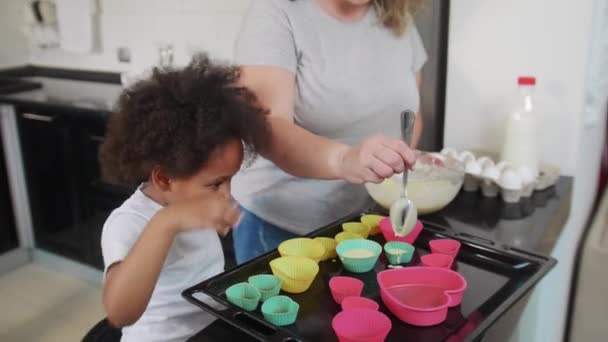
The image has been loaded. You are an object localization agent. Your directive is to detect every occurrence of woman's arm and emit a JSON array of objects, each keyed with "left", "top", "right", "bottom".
[
  {"left": 412, "top": 71, "right": 424, "bottom": 148},
  {"left": 239, "top": 66, "right": 344, "bottom": 179},
  {"left": 240, "top": 66, "right": 417, "bottom": 184}
]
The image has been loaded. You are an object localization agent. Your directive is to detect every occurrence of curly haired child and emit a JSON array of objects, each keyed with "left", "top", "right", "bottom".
[{"left": 98, "top": 54, "right": 268, "bottom": 342}]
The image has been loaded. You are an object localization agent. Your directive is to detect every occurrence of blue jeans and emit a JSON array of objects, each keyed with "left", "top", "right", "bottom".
[{"left": 233, "top": 208, "right": 298, "bottom": 264}]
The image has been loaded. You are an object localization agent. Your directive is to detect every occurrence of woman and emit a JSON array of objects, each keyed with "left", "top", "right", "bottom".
[{"left": 232, "top": 0, "right": 427, "bottom": 263}]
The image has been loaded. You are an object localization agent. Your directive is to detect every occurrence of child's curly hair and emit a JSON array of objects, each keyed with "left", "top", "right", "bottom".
[{"left": 99, "top": 54, "right": 269, "bottom": 185}]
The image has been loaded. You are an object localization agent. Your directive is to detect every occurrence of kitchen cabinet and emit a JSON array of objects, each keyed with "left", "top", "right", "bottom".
[
  {"left": 0, "top": 68, "right": 128, "bottom": 268},
  {"left": 83, "top": 194, "right": 120, "bottom": 269},
  {"left": 0, "top": 134, "right": 18, "bottom": 254},
  {"left": 75, "top": 116, "right": 133, "bottom": 269},
  {"left": 18, "top": 110, "right": 84, "bottom": 260},
  {"left": 17, "top": 107, "right": 132, "bottom": 269}
]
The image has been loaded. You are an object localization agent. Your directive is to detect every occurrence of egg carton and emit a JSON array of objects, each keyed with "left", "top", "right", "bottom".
[{"left": 440, "top": 148, "right": 560, "bottom": 204}]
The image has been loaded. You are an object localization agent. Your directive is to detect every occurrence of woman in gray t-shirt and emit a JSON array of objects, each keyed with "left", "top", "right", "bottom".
[{"left": 232, "top": 0, "right": 427, "bottom": 263}]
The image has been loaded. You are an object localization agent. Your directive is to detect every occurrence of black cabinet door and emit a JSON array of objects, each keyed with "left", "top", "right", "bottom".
[
  {"left": 83, "top": 194, "right": 124, "bottom": 269},
  {"left": 77, "top": 119, "right": 133, "bottom": 196},
  {"left": 0, "top": 134, "right": 18, "bottom": 253},
  {"left": 77, "top": 125, "right": 131, "bottom": 270},
  {"left": 18, "top": 111, "right": 86, "bottom": 261},
  {"left": 18, "top": 110, "right": 133, "bottom": 268}
]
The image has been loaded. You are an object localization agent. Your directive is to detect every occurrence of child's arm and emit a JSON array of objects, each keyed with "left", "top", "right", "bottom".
[
  {"left": 103, "top": 209, "right": 178, "bottom": 327},
  {"left": 102, "top": 196, "right": 239, "bottom": 328}
]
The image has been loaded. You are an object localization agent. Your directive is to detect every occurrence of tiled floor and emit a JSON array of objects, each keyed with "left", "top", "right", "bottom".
[{"left": 0, "top": 263, "right": 105, "bottom": 342}]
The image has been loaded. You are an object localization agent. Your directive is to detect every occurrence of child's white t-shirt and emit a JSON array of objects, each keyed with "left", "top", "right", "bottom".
[{"left": 101, "top": 187, "right": 224, "bottom": 342}]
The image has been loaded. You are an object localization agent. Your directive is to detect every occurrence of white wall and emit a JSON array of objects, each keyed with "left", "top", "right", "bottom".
[
  {"left": 444, "top": 0, "right": 596, "bottom": 176},
  {"left": 0, "top": 0, "right": 29, "bottom": 68},
  {"left": 446, "top": 1, "right": 608, "bottom": 342},
  {"left": 519, "top": 1, "right": 607, "bottom": 341},
  {"left": 28, "top": 0, "right": 253, "bottom": 71}
]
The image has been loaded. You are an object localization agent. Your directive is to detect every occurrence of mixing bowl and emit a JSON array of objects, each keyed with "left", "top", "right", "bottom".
[{"left": 365, "top": 154, "right": 465, "bottom": 214}]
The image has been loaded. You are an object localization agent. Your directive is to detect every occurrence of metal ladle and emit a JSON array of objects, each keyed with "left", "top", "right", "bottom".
[{"left": 389, "top": 110, "right": 418, "bottom": 237}]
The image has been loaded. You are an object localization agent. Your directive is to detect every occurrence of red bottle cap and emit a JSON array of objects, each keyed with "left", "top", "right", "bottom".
[{"left": 518, "top": 76, "right": 536, "bottom": 85}]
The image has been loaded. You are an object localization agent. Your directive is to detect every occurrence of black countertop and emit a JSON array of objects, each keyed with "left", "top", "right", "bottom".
[
  {"left": 0, "top": 66, "right": 121, "bottom": 116},
  {"left": 188, "top": 178, "right": 572, "bottom": 341},
  {"left": 421, "top": 177, "right": 572, "bottom": 256}
]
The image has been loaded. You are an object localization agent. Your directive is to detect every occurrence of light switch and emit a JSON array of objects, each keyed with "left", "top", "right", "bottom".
[{"left": 117, "top": 47, "right": 131, "bottom": 63}]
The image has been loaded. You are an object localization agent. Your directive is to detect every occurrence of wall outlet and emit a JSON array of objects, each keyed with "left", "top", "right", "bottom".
[{"left": 117, "top": 46, "right": 131, "bottom": 63}]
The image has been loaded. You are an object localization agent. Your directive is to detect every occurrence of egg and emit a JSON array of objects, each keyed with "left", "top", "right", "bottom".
[
  {"left": 481, "top": 165, "right": 501, "bottom": 182},
  {"left": 440, "top": 148, "right": 460, "bottom": 161},
  {"left": 517, "top": 165, "right": 536, "bottom": 185},
  {"left": 463, "top": 155, "right": 476, "bottom": 165},
  {"left": 440, "top": 147, "right": 458, "bottom": 157},
  {"left": 477, "top": 156, "right": 495, "bottom": 170},
  {"left": 465, "top": 160, "right": 482, "bottom": 176},
  {"left": 499, "top": 168, "right": 523, "bottom": 190},
  {"left": 496, "top": 161, "right": 511, "bottom": 172},
  {"left": 429, "top": 152, "right": 446, "bottom": 161},
  {"left": 459, "top": 151, "right": 476, "bottom": 164}
]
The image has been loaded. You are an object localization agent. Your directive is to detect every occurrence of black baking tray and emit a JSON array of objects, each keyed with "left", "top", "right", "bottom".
[{"left": 182, "top": 212, "right": 556, "bottom": 342}]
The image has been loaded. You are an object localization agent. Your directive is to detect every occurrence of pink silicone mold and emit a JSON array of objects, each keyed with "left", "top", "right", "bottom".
[
  {"left": 377, "top": 267, "right": 467, "bottom": 326},
  {"left": 379, "top": 218, "right": 424, "bottom": 244},
  {"left": 329, "top": 276, "right": 364, "bottom": 305},
  {"left": 341, "top": 296, "right": 380, "bottom": 311},
  {"left": 429, "top": 239, "right": 461, "bottom": 257},
  {"left": 332, "top": 308, "right": 392, "bottom": 342},
  {"left": 420, "top": 253, "right": 454, "bottom": 269}
]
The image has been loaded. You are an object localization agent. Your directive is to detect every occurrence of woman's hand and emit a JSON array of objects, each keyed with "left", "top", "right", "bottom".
[{"left": 333, "top": 135, "right": 418, "bottom": 184}]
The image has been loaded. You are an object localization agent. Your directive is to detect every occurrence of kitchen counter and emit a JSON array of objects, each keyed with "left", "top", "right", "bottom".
[
  {"left": 422, "top": 177, "right": 572, "bottom": 255},
  {"left": 0, "top": 66, "right": 129, "bottom": 270},
  {"left": 188, "top": 178, "right": 572, "bottom": 341},
  {"left": 0, "top": 66, "right": 121, "bottom": 118}
]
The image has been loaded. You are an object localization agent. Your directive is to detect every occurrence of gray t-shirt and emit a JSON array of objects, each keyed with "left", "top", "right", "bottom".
[{"left": 232, "top": 0, "right": 427, "bottom": 234}]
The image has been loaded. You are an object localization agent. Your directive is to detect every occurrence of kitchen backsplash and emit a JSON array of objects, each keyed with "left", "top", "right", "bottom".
[
  {"left": 444, "top": 0, "right": 600, "bottom": 176},
  {"left": 29, "top": 0, "right": 253, "bottom": 71},
  {"left": 3, "top": 0, "right": 602, "bottom": 178},
  {"left": 0, "top": 0, "right": 29, "bottom": 68}
]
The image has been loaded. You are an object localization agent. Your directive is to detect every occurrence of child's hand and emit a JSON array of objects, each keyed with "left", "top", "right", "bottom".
[{"left": 166, "top": 194, "right": 241, "bottom": 236}]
